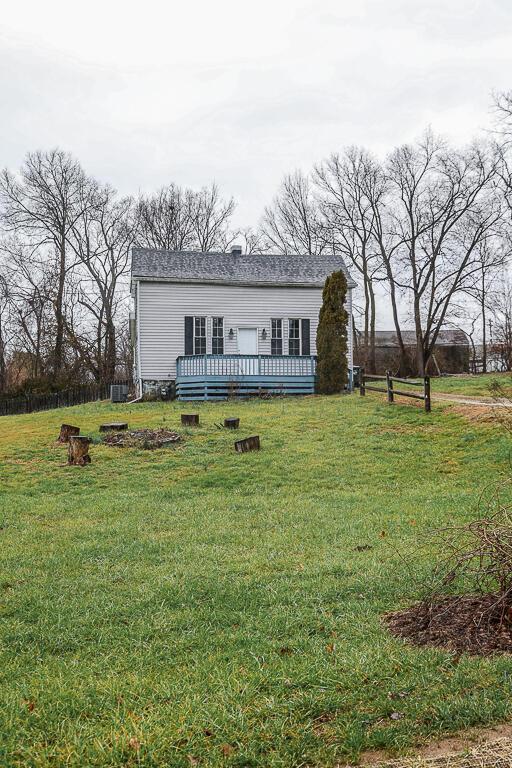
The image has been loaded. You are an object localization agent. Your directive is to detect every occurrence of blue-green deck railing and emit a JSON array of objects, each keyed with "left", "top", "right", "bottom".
[{"left": 176, "top": 354, "right": 317, "bottom": 379}]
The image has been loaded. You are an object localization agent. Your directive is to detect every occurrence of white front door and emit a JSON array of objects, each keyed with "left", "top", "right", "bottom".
[
  {"left": 237, "top": 328, "right": 258, "bottom": 374},
  {"left": 237, "top": 327, "right": 258, "bottom": 355}
]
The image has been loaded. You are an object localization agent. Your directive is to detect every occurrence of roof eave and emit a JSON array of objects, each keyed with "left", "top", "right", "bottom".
[{"left": 131, "top": 275, "right": 357, "bottom": 289}]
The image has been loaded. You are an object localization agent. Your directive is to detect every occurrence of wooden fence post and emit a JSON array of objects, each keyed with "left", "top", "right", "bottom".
[
  {"left": 424, "top": 376, "right": 431, "bottom": 413},
  {"left": 386, "top": 370, "right": 394, "bottom": 404},
  {"left": 360, "top": 367, "right": 365, "bottom": 396}
]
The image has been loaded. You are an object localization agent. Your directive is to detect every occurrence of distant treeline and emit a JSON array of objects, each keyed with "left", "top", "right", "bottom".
[{"left": 2, "top": 90, "right": 512, "bottom": 394}]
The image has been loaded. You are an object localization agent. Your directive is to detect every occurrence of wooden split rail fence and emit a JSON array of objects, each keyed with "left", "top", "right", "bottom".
[{"left": 359, "top": 369, "right": 431, "bottom": 413}]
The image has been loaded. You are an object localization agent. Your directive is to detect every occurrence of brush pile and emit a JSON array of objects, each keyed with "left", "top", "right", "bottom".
[
  {"left": 385, "top": 592, "right": 512, "bottom": 655},
  {"left": 102, "top": 428, "right": 181, "bottom": 450},
  {"left": 386, "top": 484, "right": 512, "bottom": 655}
]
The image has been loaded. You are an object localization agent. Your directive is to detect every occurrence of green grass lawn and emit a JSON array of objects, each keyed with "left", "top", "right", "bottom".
[
  {"left": 431, "top": 372, "right": 512, "bottom": 398},
  {"left": 1, "top": 394, "right": 512, "bottom": 767}
]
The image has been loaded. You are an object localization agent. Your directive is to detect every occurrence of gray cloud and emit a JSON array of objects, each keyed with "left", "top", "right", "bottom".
[{"left": 1, "top": 0, "right": 511, "bottom": 329}]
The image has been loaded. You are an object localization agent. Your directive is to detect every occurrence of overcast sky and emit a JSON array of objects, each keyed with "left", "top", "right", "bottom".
[{"left": 2, "top": 0, "right": 512, "bottom": 232}]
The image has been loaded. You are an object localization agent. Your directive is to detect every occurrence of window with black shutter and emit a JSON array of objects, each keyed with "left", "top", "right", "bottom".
[
  {"left": 288, "top": 319, "right": 300, "bottom": 355},
  {"left": 194, "top": 316, "right": 206, "bottom": 354},
  {"left": 301, "top": 319, "right": 310, "bottom": 356},
  {"left": 271, "top": 319, "right": 283, "bottom": 355},
  {"left": 212, "top": 317, "right": 224, "bottom": 354}
]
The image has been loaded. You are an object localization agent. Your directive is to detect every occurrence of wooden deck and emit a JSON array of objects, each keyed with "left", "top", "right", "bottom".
[{"left": 176, "top": 354, "right": 317, "bottom": 400}]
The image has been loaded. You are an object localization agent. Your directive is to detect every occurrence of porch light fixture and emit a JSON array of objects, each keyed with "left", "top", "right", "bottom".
[
  {"left": 228, "top": 328, "right": 234, "bottom": 339},
  {"left": 261, "top": 328, "right": 267, "bottom": 340}
]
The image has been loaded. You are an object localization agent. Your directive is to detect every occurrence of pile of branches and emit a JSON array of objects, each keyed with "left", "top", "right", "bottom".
[
  {"left": 102, "top": 428, "right": 181, "bottom": 450},
  {"left": 385, "top": 483, "right": 512, "bottom": 655}
]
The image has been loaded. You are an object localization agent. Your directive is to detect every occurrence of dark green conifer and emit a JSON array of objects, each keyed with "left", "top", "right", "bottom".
[{"left": 316, "top": 270, "right": 348, "bottom": 394}]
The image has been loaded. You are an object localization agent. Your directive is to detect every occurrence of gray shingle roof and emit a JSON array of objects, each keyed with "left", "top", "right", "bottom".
[{"left": 131, "top": 247, "right": 356, "bottom": 288}]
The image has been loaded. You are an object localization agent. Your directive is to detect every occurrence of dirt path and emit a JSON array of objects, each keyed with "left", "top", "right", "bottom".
[
  {"left": 344, "top": 723, "right": 512, "bottom": 767},
  {"left": 434, "top": 393, "right": 512, "bottom": 408}
]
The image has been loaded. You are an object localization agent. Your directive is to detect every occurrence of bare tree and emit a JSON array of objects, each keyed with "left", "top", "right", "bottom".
[
  {"left": 461, "top": 240, "right": 508, "bottom": 372},
  {"left": 315, "top": 148, "right": 382, "bottom": 371},
  {"left": 192, "top": 183, "right": 235, "bottom": 252},
  {"left": 0, "top": 237, "right": 56, "bottom": 382},
  {"left": 493, "top": 91, "right": 512, "bottom": 140},
  {"left": 135, "top": 181, "right": 234, "bottom": 253},
  {"left": 135, "top": 184, "right": 196, "bottom": 251},
  {"left": 382, "top": 132, "right": 503, "bottom": 375},
  {"left": 0, "top": 150, "right": 92, "bottom": 377},
  {"left": 0, "top": 272, "right": 10, "bottom": 390},
  {"left": 348, "top": 155, "right": 413, "bottom": 374},
  {"left": 69, "top": 183, "right": 134, "bottom": 382},
  {"left": 261, "top": 170, "right": 326, "bottom": 255},
  {"left": 489, "top": 278, "right": 512, "bottom": 371},
  {"left": 235, "top": 227, "right": 267, "bottom": 255}
]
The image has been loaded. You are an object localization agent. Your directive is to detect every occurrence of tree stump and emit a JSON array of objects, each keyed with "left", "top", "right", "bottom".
[
  {"left": 99, "top": 422, "right": 128, "bottom": 432},
  {"left": 181, "top": 414, "right": 199, "bottom": 426},
  {"left": 224, "top": 417, "right": 240, "bottom": 429},
  {"left": 234, "top": 435, "right": 260, "bottom": 453},
  {"left": 58, "top": 424, "right": 80, "bottom": 443},
  {"left": 68, "top": 436, "right": 92, "bottom": 465}
]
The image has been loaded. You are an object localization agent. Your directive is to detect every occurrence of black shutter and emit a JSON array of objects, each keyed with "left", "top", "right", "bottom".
[
  {"left": 300, "top": 319, "right": 311, "bottom": 355},
  {"left": 184, "top": 316, "right": 194, "bottom": 355},
  {"left": 301, "top": 319, "right": 310, "bottom": 356}
]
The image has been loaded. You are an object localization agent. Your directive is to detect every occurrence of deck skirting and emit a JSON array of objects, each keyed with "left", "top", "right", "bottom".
[
  {"left": 175, "top": 374, "right": 315, "bottom": 400},
  {"left": 175, "top": 354, "right": 317, "bottom": 400}
]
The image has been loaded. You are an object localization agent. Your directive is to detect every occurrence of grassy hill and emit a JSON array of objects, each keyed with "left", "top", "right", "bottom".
[
  {"left": 0, "top": 394, "right": 511, "bottom": 767},
  {"left": 431, "top": 372, "right": 512, "bottom": 398}
]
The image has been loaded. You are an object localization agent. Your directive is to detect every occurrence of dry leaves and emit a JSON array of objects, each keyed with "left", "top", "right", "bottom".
[{"left": 103, "top": 428, "right": 181, "bottom": 450}]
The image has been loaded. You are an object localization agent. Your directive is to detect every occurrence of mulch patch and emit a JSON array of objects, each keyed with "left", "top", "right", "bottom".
[
  {"left": 384, "top": 593, "right": 512, "bottom": 656},
  {"left": 102, "top": 428, "right": 181, "bottom": 450}
]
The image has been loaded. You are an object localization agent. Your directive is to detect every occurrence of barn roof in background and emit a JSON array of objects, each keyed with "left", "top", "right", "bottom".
[
  {"left": 362, "top": 329, "right": 470, "bottom": 346},
  {"left": 131, "top": 247, "right": 356, "bottom": 289}
]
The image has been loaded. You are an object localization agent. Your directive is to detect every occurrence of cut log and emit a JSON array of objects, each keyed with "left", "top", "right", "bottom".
[
  {"left": 181, "top": 414, "right": 199, "bottom": 426},
  {"left": 58, "top": 424, "right": 80, "bottom": 443},
  {"left": 99, "top": 422, "right": 128, "bottom": 432},
  {"left": 234, "top": 435, "right": 260, "bottom": 453},
  {"left": 68, "top": 436, "right": 92, "bottom": 466},
  {"left": 224, "top": 417, "right": 240, "bottom": 429}
]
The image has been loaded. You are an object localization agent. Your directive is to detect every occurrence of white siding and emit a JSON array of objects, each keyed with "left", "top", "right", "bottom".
[{"left": 136, "top": 281, "right": 353, "bottom": 380}]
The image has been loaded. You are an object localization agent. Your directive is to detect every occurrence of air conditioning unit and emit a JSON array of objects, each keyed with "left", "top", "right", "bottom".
[{"left": 111, "top": 384, "right": 129, "bottom": 403}]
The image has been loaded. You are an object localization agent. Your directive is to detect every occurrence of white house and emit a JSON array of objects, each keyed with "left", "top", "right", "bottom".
[{"left": 130, "top": 245, "right": 355, "bottom": 400}]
